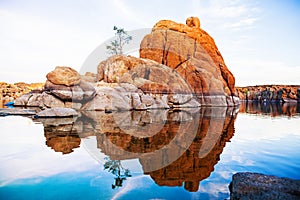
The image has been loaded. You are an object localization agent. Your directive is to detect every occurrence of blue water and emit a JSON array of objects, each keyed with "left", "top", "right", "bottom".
[{"left": 0, "top": 103, "right": 299, "bottom": 200}]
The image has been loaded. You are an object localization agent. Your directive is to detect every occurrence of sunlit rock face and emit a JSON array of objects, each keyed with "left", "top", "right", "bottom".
[
  {"left": 75, "top": 107, "right": 237, "bottom": 192},
  {"left": 140, "top": 17, "right": 238, "bottom": 106},
  {"left": 93, "top": 55, "right": 200, "bottom": 110}
]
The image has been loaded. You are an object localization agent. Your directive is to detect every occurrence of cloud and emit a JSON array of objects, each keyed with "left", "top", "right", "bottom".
[{"left": 227, "top": 17, "right": 258, "bottom": 30}]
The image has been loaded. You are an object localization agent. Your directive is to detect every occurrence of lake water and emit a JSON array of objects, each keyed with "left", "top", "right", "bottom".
[{"left": 0, "top": 102, "right": 299, "bottom": 199}]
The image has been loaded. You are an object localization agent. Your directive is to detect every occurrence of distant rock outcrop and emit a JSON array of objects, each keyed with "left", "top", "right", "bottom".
[
  {"left": 0, "top": 82, "right": 44, "bottom": 107},
  {"left": 236, "top": 85, "right": 300, "bottom": 103},
  {"left": 140, "top": 17, "right": 238, "bottom": 106}
]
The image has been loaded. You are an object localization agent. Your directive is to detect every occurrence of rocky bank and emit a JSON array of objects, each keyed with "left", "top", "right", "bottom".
[
  {"left": 236, "top": 85, "right": 300, "bottom": 103},
  {"left": 0, "top": 82, "right": 43, "bottom": 107}
]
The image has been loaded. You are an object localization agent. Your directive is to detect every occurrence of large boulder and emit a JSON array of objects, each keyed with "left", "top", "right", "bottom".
[
  {"left": 97, "top": 55, "right": 192, "bottom": 94},
  {"left": 44, "top": 80, "right": 96, "bottom": 101},
  {"left": 230, "top": 172, "right": 300, "bottom": 200},
  {"left": 95, "top": 55, "right": 200, "bottom": 109},
  {"left": 46, "top": 66, "right": 81, "bottom": 86},
  {"left": 140, "top": 17, "right": 238, "bottom": 106}
]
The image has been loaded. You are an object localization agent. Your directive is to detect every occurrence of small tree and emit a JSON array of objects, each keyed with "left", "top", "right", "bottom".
[{"left": 106, "top": 26, "right": 132, "bottom": 55}]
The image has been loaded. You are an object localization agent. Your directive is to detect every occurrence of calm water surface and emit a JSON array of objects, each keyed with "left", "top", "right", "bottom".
[{"left": 0, "top": 102, "right": 299, "bottom": 200}]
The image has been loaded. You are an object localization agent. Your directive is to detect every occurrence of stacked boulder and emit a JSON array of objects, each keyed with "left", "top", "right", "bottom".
[{"left": 15, "top": 66, "right": 96, "bottom": 110}]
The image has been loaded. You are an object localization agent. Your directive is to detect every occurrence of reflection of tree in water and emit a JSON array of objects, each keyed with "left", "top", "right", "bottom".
[{"left": 104, "top": 158, "right": 131, "bottom": 189}]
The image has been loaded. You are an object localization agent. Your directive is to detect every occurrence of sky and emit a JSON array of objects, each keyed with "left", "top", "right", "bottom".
[{"left": 0, "top": 0, "right": 299, "bottom": 86}]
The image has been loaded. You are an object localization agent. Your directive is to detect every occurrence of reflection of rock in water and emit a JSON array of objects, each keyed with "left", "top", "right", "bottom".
[
  {"left": 239, "top": 101, "right": 300, "bottom": 117},
  {"left": 79, "top": 107, "right": 237, "bottom": 192},
  {"left": 145, "top": 108, "right": 236, "bottom": 192},
  {"left": 37, "top": 117, "right": 81, "bottom": 154}
]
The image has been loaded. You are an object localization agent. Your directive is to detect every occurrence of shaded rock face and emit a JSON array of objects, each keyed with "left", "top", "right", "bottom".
[
  {"left": 140, "top": 17, "right": 238, "bottom": 106},
  {"left": 230, "top": 172, "right": 300, "bottom": 200}
]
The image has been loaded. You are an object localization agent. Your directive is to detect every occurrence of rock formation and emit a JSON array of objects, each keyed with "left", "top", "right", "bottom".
[
  {"left": 0, "top": 82, "right": 43, "bottom": 107},
  {"left": 140, "top": 17, "right": 238, "bottom": 106},
  {"left": 13, "top": 16, "right": 240, "bottom": 115},
  {"left": 14, "top": 66, "right": 96, "bottom": 110},
  {"left": 236, "top": 85, "right": 300, "bottom": 103}
]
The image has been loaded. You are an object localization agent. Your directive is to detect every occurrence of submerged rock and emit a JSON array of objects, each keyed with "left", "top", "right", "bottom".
[{"left": 230, "top": 172, "right": 300, "bottom": 200}]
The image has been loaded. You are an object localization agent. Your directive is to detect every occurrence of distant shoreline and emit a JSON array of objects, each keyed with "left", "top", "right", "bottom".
[{"left": 1, "top": 81, "right": 299, "bottom": 105}]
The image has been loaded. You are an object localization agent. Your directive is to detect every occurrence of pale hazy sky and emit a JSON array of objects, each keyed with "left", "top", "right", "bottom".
[{"left": 0, "top": 0, "right": 299, "bottom": 86}]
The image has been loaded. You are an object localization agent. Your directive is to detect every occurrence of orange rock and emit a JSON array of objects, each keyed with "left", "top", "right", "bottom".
[
  {"left": 140, "top": 17, "right": 237, "bottom": 105},
  {"left": 46, "top": 66, "right": 81, "bottom": 86},
  {"left": 97, "top": 55, "right": 193, "bottom": 94}
]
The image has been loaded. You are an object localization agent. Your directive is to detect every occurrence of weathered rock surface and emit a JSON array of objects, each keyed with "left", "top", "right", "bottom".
[
  {"left": 230, "top": 172, "right": 300, "bottom": 200},
  {"left": 90, "top": 55, "right": 201, "bottom": 110},
  {"left": 36, "top": 108, "right": 78, "bottom": 118},
  {"left": 236, "top": 85, "right": 300, "bottom": 103},
  {"left": 46, "top": 66, "right": 81, "bottom": 86},
  {"left": 140, "top": 17, "right": 238, "bottom": 106},
  {"left": 97, "top": 55, "right": 193, "bottom": 94},
  {"left": 44, "top": 80, "right": 96, "bottom": 101},
  {"left": 15, "top": 91, "right": 65, "bottom": 108}
]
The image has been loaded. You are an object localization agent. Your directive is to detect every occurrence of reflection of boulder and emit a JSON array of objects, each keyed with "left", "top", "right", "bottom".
[
  {"left": 80, "top": 109, "right": 200, "bottom": 171},
  {"left": 82, "top": 107, "right": 237, "bottom": 191},
  {"left": 145, "top": 108, "right": 236, "bottom": 192},
  {"left": 37, "top": 117, "right": 81, "bottom": 154},
  {"left": 239, "top": 101, "right": 299, "bottom": 117}
]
